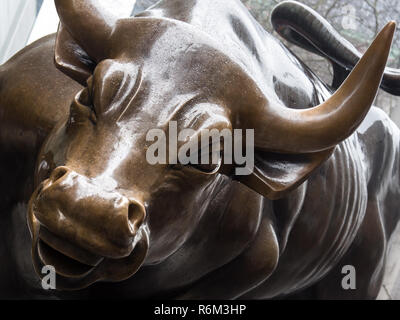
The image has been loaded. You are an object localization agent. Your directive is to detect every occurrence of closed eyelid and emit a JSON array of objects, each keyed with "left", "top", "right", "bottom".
[
  {"left": 89, "top": 61, "right": 142, "bottom": 117},
  {"left": 75, "top": 87, "right": 92, "bottom": 107},
  {"left": 86, "top": 74, "right": 93, "bottom": 87},
  {"left": 116, "top": 67, "right": 143, "bottom": 122}
]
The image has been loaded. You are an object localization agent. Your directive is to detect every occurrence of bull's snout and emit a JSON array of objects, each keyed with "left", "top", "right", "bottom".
[{"left": 34, "top": 166, "right": 146, "bottom": 259}]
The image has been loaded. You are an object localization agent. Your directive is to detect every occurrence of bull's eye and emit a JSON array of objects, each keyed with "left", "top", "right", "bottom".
[
  {"left": 77, "top": 87, "right": 92, "bottom": 107},
  {"left": 181, "top": 149, "right": 222, "bottom": 175},
  {"left": 69, "top": 88, "right": 97, "bottom": 125},
  {"left": 190, "top": 161, "right": 221, "bottom": 174}
]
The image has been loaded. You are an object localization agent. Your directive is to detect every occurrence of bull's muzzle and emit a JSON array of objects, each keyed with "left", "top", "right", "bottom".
[{"left": 27, "top": 166, "right": 149, "bottom": 290}]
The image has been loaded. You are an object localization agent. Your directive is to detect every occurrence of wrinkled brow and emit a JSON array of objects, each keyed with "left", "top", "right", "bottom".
[{"left": 89, "top": 60, "right": 143, "bottom": 120}]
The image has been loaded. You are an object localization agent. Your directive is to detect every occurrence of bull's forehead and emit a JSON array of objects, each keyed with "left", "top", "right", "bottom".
[
  {"left": 89, "top": 27, "right": 236, "bottom": 134},
  {"left": 110, "top": 17, "right": 227, "bottom": 66},
  {"left": 104, "top": 17, "right": 247, "bottom": 110},
  {"left": 89, "top": 58, "right": 232, "bottom": 131},
  {"left": 52, "top": 18, "right": 244, "bottom": 188}
]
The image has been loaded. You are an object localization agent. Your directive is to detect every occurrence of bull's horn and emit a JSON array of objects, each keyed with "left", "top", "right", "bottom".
[
  {"left": 251, "top": 22, "right": 395, "bottom": 153},
  {"left": 54, "top": 0, "right": 130, "bottom": 61},
  {"left": 271, "top": 1, "right": 400, "bottom": 95}
]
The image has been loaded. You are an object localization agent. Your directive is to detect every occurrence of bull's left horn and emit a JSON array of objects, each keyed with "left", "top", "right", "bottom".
[
  {"left": 250, "top": 22, "right": 396, "bottom": 154},
  {"left": 54, "top": 0, "right": 130, "bottom": 61}
]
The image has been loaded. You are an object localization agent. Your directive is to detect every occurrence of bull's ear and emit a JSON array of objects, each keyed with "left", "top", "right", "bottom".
[
  {"left": 55, "top": 23, "right": 96, "bottom": 86},
  {"left": 236, "top": 148, "right": 334, "bottom": 200}
]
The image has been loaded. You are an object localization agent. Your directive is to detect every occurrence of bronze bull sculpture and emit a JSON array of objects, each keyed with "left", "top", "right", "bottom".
[{"left": 1, "top": 0, "right": 400, "bottom": 299}]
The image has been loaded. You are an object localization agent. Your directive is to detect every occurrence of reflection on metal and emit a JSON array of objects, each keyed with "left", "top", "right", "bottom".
[{"left": 0, "top": 0, "right": 42, "bottom": 64}]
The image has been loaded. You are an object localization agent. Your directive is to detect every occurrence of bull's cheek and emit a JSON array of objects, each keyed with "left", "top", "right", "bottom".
[{"left": 144, "top": 198, "right": 209, "bottom": 263}]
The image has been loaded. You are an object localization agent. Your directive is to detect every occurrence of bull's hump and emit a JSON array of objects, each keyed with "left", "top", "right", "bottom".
[
  {"left": 141, "top": 0, "right": 270, "bottom": 69},
  {"left": 141, "top": 0, "right": 324, "bottom": 109}
]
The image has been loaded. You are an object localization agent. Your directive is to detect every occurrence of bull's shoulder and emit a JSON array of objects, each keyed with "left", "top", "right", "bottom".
[
  {"left": 136, "top": 0, "right": 241, "bottom": 25},
  {"left": 356, "top": 107, "right": 400, "bottom": 193},
  {"left": 140, "top": 0, "right": 327, "bottom": 109}
]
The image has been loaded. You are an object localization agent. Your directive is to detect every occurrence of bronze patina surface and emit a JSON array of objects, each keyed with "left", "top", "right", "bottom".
[{"left": 1, "top": 0, "right": 400, "bottom": 299}]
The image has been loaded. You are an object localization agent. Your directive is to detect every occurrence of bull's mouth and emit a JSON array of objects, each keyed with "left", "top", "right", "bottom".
[
  {"left": 37, "top": 227, "right": 101, "bottom": 278},
  {"left": 27, "top": 190, "right": 149, "bottom": 291}
]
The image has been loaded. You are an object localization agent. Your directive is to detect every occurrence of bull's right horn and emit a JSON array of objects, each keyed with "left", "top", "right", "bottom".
[
  {"left": 249, "top": 22, "right": 396, "bottom": 154},
  {"left": 271, "top": 1, "right": 400, "bottom": 95}
]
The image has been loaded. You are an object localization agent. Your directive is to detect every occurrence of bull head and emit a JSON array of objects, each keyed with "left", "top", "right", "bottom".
[{"left": 27, "top": 0, "right": 395, "bottom": 290}]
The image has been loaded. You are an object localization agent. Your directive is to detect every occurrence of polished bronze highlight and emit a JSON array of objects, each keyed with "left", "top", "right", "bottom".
[{"left": 0, "top": 0, "right": 400, "bottom": 299}]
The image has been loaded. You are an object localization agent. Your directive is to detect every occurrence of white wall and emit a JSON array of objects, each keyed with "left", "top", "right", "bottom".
[
  {"left": 0, "top": 0, "right": 40, "bottom": 64},
  {"left": 27, "top": 0, "right": 59, "bottom": 45},
  {"left": 28, "top": 0, "right": 138, "bottom": 44}
]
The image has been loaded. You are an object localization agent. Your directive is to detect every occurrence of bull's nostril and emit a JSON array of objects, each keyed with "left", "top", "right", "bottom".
[
  {"left": 36, "top": 183, "right": 44, "bottom": 196},
  {"left": 128, "top": 202, "right": 145, "bottom": 233},
  {"left": 50, "top": 167, "right": 69, "bottom": 183}
]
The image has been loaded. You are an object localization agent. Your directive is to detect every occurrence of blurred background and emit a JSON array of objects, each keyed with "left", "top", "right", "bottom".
[
  {"left": 0, "top": 0, "right": 43, "bottom": 64},
  {"left": 0, "top": 0, "right": 399, "bottom": 121}
]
